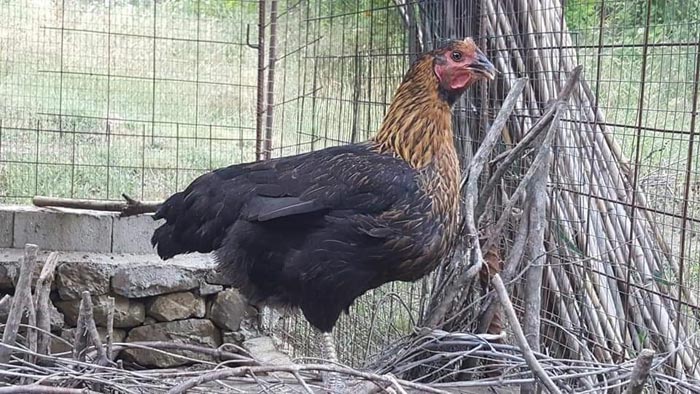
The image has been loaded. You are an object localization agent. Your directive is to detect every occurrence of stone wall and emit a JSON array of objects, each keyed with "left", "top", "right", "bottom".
[{"left": 0, "top": 205, "right": 277, "bottom": 368}]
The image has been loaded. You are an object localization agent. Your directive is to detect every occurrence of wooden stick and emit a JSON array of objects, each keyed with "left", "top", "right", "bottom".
[
  {"left": 25, "top": 295, "right": 37, "bottom": 366},
  {"left": 521, "top": 105, "right": 557, "bottom": 394},
  {"left": 624, "top": 349, "right": 655, "bottom": 394},
  {"left": 119, "top": 194, "right": 162, "bottom": 217},
  {"left": 73, "top": 292, "right": 110, "bottom": 366},
  {"left": 0, "top": 386, "right": 92, "bottom": 394},
  {"left": 481, "top": 102, "right": 566, "bottom": 255},
  {"left": 0, "top": 244, "right": 39, "bottom": 365},
  {"left": 491, "top": 274, "right": 562, "bottom": 394},
  {"left": 72, "top": 294, "right": 90, "bottom": 362},
  {"left": 35, "top": 252, "right": 59, "bottom": 357},
  {"left": 477, "top": 66, "right": 582, "bottom": 216},
  {"left": 104, "top": 296, "right": 115, "bottom": 360},
  {"left": 477, "top": 206, "right": 529, "bottom": 334},
  {"left": 32, "top": 194, "right": 161, "bottom": 217}
]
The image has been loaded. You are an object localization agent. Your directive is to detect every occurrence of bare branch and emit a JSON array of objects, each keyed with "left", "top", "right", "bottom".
[
  {"left": 31, "top": 195, "right": 161, "bottom": 217},
  {"left": 425, "top": 78, "right": 526, "bottom": 328},
  {"left": 476, "top": 65, "right": 582, "bottom": 216},
  {"left": 0, "top": 386, "right": 91, "bottom": 394},
  {"left": 491, "top": 274, "right": 562, "bottom": 394},
  {"left": 104, "top": 297, "right": 114, "bottom": 360},
  {"left": 95, "top": 341, "right": 256, "bottom": 364},
  {"left": 73, "top": 292, "right": 110, "bottom": 367},
  {"left": 624, "top": 349, "right": 655, "bottom": 394},
  {"left": 35, "top": 252, "right": 59, "bottom": 357},
  {"left": 0, "top": 244, "right": 39, "bottom": 365},
  {"left": 521, "top": 97, "right": 559, "bottom": 394}
]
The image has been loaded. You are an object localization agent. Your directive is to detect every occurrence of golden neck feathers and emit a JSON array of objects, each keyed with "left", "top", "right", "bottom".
[{"left": 373, "top": 57, "right": 456, "bottom": 169}]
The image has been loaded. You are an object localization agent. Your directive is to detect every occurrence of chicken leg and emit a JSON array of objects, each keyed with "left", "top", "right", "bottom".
[{"left": 317, "top": 330, "right": 346, "bottom": 392}]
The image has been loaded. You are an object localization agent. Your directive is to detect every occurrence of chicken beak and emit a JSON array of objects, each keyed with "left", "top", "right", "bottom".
[{"left": 468, "top": 51, "right": 497, "bottom": 81}]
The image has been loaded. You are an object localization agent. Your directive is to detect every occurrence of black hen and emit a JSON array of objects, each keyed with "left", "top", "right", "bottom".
[{"left": 152, "top": 39, "right": 495, "bottom": 339}]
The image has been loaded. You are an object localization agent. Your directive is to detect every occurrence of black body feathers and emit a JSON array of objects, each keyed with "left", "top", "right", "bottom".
[{"left": 151, "top": 143, "right": 453, "bottom": 332}]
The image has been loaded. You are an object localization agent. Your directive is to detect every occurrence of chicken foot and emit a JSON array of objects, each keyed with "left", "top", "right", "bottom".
[{"left": 317, "top": 330, "right": 346, "bottom": 393}]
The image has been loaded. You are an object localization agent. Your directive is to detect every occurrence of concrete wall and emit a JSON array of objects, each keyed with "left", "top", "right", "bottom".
[{"left": 0, "top": 204, "right": 161, "bottom": 254}]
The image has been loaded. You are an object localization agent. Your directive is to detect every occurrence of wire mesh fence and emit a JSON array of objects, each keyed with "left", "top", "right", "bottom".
[
  {"left": 0, "top": 0, "right": 259, "bottom": 203},
  {"left": 1, "top": 0, "right": 700, "bottom": 384}
]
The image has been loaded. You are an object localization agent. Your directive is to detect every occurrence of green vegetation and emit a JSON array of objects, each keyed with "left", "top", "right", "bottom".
[{"left": 566, "top": 0, "right": 698, "bottom": 213}]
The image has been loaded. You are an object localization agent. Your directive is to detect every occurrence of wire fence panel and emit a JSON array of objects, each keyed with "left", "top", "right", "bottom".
[{"left": 0, "top": 0, "right": 259, "bottom": 203}]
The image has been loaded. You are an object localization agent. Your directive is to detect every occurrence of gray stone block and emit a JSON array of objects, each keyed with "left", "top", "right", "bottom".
[
  {"left": 13, "top": 207, "right": 113, "bottom": 252},
  {"left": 123, "top": 319, "right": 221, "bottom": 367},
  {"left": 56, "top": 258, "right": 121, "bottom": 300},
  {"left": 112, "top": 255, "right": 212, "bottom": 298},
  {"left": 208, "top": 288, "right": 254, "bottom": 331},
  {"left": 112, "top": 215, "right": 162, "bottom": 254},
  {"left": 55, "top": 294, "right": 145, "bottom": 328},
  {"left": 243, "top": 336, "right": 292, "bottom": 366},
  {"left": 148, "top": 291, "right": 206, "bottom": 322},
  {"left": 0, "top": 210, "right": 13, "bottom": 248}
]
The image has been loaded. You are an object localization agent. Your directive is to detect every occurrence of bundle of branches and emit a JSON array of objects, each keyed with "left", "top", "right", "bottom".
[
  {"left": 0, "top": 248, "right": 685, "bottom": 393},
  {"left": 383, "top": 0, "right": 700, "bottom": 388}
]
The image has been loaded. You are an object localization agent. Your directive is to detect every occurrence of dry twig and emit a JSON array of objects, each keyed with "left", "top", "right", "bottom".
[
  {"left": 492, "top": 274, "right": 562, "bottom": 394},
  {"left": 35, "top": 252, "right": 59, "bottom": 357},
  {"left": 425, "top": 78, "right": 527, "bottom": 328},
  {"left": 521, "top": 96, "right": 559, "bottom": 394},
  {"left": 624, "top": 349, "right": 655, "bottom": 394},
  {"left": 104, "top": 297, "right": 114, "bottom": 360},
  {"left": 73, "top": 292, "right": 110, "bottom": 367},
  {"left": 0, "top": 244, "right": 39, "bottom": 365},
  {"left": 0, "top": 386, "right": 92, "bottom": 394},
  {"left": 31, "top": 195, "right": 160, "bottom": 217},
  {"left": 167, "top": 364, "right": 452, "bottom": 394}
]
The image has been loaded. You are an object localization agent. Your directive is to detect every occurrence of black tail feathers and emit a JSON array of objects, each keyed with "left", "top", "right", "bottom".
[
  {"left": 151, "top": 224, "right": 182, "bottom": 260},
  {"left": 151, "top": 193, "right": 191, "bottom": 260}
]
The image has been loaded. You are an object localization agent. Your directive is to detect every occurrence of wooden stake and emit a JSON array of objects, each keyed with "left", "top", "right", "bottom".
[
  {"left": 624, "top": 349, "right": 655, "bottom": 394},
  {"left": 35, "top": 252, "right": 59, "bottom": 356},
  {"left": 25, "top": 296, "right": 37, "bottom": 365},
  {"left": 521, "top": 97, "right": 559, "bottom": 394},
  {"left": 0, "top": 244, "right": 39, "bottom": 365},
  {"left": 492, "top": 274, "right": 562, "bottom": 394},
  {"left": 73, "top": 291, "right": 111, "bottom": 366},
  {"left": 424, "top": 78, "right": 527, "bottom": 328},
  {"left": 105, "top": 296, "right": 115, "bottom": 360}
]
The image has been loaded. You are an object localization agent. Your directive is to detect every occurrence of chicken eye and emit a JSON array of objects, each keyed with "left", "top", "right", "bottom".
[{"left": 451, "top": 51, "right": 463, "bottom": 61}]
